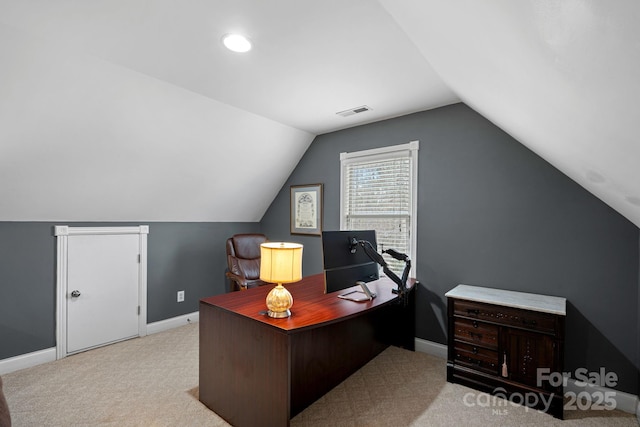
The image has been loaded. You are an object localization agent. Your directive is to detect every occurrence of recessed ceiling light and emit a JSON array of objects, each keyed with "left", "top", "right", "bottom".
[{"left": 222, "top": 34, "right": 252, "bottom": 53}]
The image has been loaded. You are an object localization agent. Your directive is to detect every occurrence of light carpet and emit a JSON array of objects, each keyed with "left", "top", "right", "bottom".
[{"left": 2, "top": 323, "right": 637, "bottom": 426}]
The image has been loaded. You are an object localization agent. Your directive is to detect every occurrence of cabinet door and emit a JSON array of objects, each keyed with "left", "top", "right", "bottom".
[{"left": 504, "top": 329, "right": 559, "bottom": 392}]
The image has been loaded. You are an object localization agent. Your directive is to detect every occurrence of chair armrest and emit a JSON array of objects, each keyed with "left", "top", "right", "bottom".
[
  {"left": 226, "top": 271, "right": 249, "bottom": 290},
  {"left": 226, "top": 271, "right": 267, "bottom": 291}
]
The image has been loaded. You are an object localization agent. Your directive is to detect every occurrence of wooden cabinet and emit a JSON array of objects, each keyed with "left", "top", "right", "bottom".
[{"left": 446, "top": 285, "right": 566, "bottom": 419}]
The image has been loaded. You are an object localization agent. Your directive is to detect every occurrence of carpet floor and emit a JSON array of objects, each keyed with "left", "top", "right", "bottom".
[{"left": 2, "top": 323, "right": 637, "bottom": 426}]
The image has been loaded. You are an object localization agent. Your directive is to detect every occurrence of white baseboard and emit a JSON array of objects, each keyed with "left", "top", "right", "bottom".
[
  {"left": 565, "top": 378, "right": 639, "bottom": 415},
  {"left": 146, "top": 311, "right": 199, "bottom": 335},
  {"left": 414, "top": 338, "right": 640, "bottom": 416},
  {"left": 0, "top": 312, "right": 199, "bottom": 375},
  {"left": 0, "top": 347, "right": 56, "bottom": 375},
  {"left": 415, "top": 337, "right": 447, "bottom": 359}
]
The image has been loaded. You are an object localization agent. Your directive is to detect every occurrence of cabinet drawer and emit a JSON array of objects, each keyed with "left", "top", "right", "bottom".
[
  {"left": 454, "top": 300, "right": 558, "bottom": 335},
  {"left": 453, "top": 318, "right": 498, "bottom": 349},
  {"left": 454, "top": 341, "right": 499, "bottom": 375}
]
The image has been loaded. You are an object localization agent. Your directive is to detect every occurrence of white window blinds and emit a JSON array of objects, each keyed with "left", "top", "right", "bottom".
[{"left": 340, "top": 142, "right": 418, "bottom": 275}]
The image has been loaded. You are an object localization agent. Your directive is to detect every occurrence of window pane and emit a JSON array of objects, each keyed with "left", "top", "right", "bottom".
[
  {"left": 346, "top": 215, "right": 410, "bottom": 274},
  {"left": 343, "top": 153, "right": 413, "bottom": 275}
]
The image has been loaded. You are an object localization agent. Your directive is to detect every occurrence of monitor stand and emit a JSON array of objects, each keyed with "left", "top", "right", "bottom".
[{"left": 337, "top": 281, "right": 377, "bottom": 302}]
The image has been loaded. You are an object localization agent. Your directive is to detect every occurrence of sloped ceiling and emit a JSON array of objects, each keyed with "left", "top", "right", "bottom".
[
  {"left": 0, "top": 0, "right": 457, "bottom": 222},
  {"left": 381, "top": 0, "right": 640, "bottom": 229},
  {"left": 1, "top": 1, "right": 639, "bottom": 228}
]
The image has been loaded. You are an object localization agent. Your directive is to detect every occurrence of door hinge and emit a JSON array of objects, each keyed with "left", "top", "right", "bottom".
[
  {"left": 137, "top": 254, "right": 141, "bottom": 263},
  {"left": 137, "top": 305, "right": 141, "bottom": 315}
]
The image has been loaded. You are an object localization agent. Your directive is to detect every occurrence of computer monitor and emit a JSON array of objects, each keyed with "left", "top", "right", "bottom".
[{"left": 321, "top": 230, "right": 379, "bottom": 294}]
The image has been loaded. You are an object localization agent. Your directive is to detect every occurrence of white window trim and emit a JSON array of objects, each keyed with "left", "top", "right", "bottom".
[{"left": 340, "top": 140, "right": 419, "bottom": 277}]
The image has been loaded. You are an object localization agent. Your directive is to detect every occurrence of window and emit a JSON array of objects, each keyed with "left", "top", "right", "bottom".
[{"left": 340, "top": 141, "right": 418, "bottom": 275}]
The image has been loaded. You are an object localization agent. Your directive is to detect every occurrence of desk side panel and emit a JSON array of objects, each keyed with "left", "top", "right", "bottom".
[
  {"left": 290, "top": 304, "right": 390, "bottom": 417},
  {"left": 379, "top": 285, "right": 416, "bottom": 351},
  {"left": 200, "top": 302, "right": 290, "bottom": 427}
]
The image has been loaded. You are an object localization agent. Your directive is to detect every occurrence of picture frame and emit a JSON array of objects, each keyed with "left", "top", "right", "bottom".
[{"left": 290, "top": 184, "right": 323, "bottom": 236}]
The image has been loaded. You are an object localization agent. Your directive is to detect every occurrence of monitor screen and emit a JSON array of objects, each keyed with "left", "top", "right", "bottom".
[{"left": 321, "top": 230, "right": 379, "bottom": 294}]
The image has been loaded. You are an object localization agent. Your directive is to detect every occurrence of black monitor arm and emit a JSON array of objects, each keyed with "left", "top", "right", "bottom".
[{"left": 350, "top": 238, "right": 411, "bottom": 305}]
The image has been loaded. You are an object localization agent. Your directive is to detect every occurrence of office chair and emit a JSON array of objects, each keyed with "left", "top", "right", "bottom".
[
  {"left": 0, "top": 376, "right": 10, "bottom": 427},
  {"left": 225, "top": 233, "right": 268, "bottom": 291}
]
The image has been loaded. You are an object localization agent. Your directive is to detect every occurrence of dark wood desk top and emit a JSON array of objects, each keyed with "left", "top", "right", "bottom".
[
  {"left": 199, "top": 273, "right": 416, "bottom": 426},
  {"left": 201, "top": 273, "right": 414, "bottom": 332}
]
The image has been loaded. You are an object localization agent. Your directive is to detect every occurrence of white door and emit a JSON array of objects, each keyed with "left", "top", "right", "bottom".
[{"left": 66, "top": 233, "right": 141, "bottom": 354}]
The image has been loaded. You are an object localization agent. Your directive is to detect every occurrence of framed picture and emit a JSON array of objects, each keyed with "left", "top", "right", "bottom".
[{"left": 290, "top": 184, "right": 323, "bottom": 236}]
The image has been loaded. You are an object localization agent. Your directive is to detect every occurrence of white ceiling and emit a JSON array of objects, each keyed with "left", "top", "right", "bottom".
[
  {"left": 1, "top": 1, "right": 639, "bottom": 228},
  {"left": 381, "top": 0, "right": 640, "bottom": 229}
]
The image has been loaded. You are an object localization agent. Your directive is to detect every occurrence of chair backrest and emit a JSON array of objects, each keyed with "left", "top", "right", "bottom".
[{"left": 226, "top": 234, "right": 267, "bottom": 281}]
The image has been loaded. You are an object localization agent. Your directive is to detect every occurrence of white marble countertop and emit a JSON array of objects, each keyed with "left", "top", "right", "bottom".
[{"left": 445, "top": 284, "right": 566, "bottom": 316}]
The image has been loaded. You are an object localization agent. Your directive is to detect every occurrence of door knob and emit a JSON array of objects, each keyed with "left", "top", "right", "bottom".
[{"left": 71, "top": 290, "right": 81, "bottom": 298}]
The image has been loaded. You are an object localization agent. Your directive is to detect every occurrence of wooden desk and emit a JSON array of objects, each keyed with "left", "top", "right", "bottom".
[{"left": 199, "top": 273, "right": 415, "bottom": 427}]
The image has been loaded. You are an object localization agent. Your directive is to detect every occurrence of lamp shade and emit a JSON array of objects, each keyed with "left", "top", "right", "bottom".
[{"left": 260, "top": 242, "right": 303, "bottom": 284}]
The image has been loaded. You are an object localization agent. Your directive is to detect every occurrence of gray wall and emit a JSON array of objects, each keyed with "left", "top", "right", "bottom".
[
  {"left": 1, "top": 103, "right": 638, "bottom": 395},
  {"left": 261, "top": 103, "right": 640, "bottom": 394},
  {"left": 0, "top": 221, "right": 259, "bottom": 360}
]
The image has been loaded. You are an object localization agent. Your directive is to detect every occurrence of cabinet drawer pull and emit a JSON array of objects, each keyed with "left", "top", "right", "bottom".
[
  {"left": 472, "top": 320, "right": 479, "bottom": 328},
  {"left": 468, "top": 331, "right": 483, "bottom": 340},
  {"left": 522, "top": 319, "right": 537, "bottom": 326},
  {"left": 467, "top": 309, "right": 479, "bottom": 315},
  {"left": 472, "top": 347, "right": 478, "bottom": 354}
]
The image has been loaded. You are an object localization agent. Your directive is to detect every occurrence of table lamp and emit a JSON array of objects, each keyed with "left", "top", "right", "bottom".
[{"left": 260, "top": 242, "right": 303, "bottom": 318}]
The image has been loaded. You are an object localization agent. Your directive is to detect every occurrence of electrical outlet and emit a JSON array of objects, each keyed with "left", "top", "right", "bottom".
[{"left": 177, "top": 290, "right": 185, "bottom": 302}]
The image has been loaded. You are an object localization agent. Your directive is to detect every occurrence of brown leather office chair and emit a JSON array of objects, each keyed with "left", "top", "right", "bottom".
[
  {"left": 0, "top": 376, "right": 10, "bottom": 427},
  {"left": 225, "top": 233, "right": 268, "bottom": 291}
]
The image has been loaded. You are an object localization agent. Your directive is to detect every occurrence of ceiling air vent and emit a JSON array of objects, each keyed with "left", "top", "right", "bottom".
[{"left": 336, "top": 105, "right": 372, "bottom": 117}]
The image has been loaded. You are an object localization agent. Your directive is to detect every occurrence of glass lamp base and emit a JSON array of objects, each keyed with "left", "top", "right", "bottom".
[{"left": 265, "top": 283, "right": 293, "bottom": 318}]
